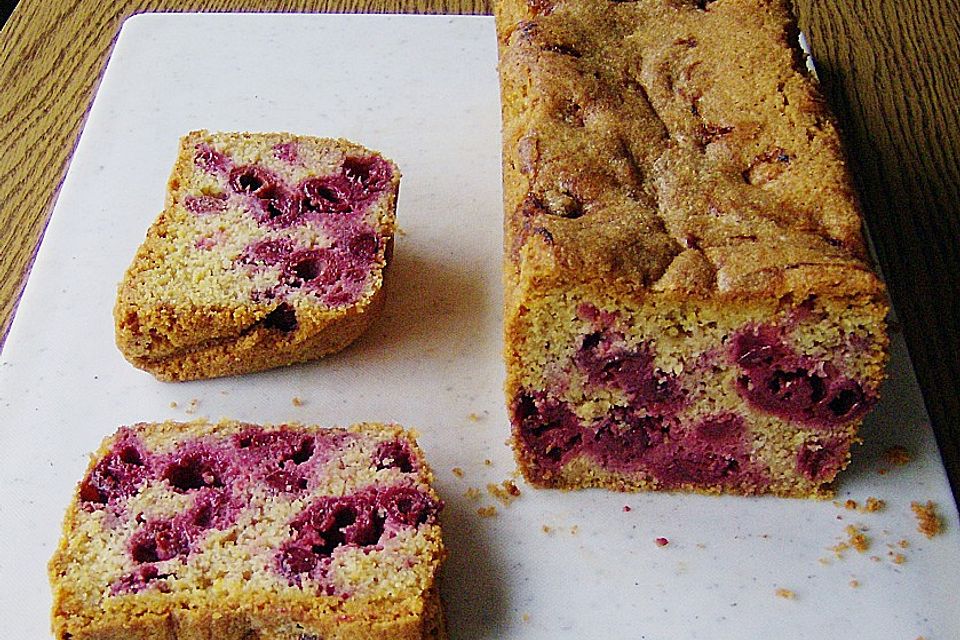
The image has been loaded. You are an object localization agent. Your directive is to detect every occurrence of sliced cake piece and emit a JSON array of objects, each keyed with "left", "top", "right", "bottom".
[
  {"left": 115, "top": 130, "right": 399, "bottom": 381},
  {"left": 49, "top": 420, "right": 445, "bottom": 640},
  {"left": 496, "top": 0, "right": 889, "bottom": 497}
]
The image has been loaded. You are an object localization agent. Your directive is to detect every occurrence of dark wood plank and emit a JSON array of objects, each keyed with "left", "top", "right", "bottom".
[{"left": 795, "top": 0, "right": 960, "bottom": 501}]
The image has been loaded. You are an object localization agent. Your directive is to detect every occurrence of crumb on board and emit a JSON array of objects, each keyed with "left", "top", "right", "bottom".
[
  {"left": 846, "top": 525, "right": 870, "bottom": 552},
  {"left": 840, "top": 497, "right": 885, "bottom": 513},
  {"left": 655, "top": 537, "right": 669, "bottom": 547},
  {"left": 775, "top": 588, "right": 796, "bottom": 599},
  {"left": 169, "top": 401, "right": 178, "bottom": 409},
  {"left": 623, "top": 505, "right": 632, "bottom": 512},
  {"left": 911, "top": 501, "right": 943, "bottom": 538},
  {"left": 467, "top": 412, "right": 482, "bottom": 422},
  {"left": 831, "top": 524, "right": 870, "bottom": 558},
  {"left": 451, "top": 467, "right": 464, "bottom": 478},
  {"left": 889, "top": 552, "right": 907, "bottom": 565},
  {"left": 521, "top": 613, "right": 531, "bottom": 623},
  {"left": 183, "top": 398, "right": 199, "bottom": 415},
  {"left": 484, "top": 459, "right": 493, "bottom": 466},
  {"left": 570, "top": 525, "right": 579, "bottom": 535},
  {"left": 477, "top": 506, "right": 497, "bottom": 518},
  {"left": 898, "top": 539, "right": 910, "bottom": 549},
  {"left": 464, "top": 487, "right": 482, "bottom": 500},
  {"left": 487, "top": 480, "right": 521, "bottom": 506},
  {"left": 883, "top": 445, "right": 912, "bottom": 466},
  {"left": 291, "top": 396, "right": 303, "bottom": 407},
  {"left": 542, "top": 524, "right": 552, "bottom": 534},
  {"left": 849, "top": 579, "right": 860, "bottom": 588}
]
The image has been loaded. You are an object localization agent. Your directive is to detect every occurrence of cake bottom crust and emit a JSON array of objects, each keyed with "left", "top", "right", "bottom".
[
  {"left": 52, "top": 586, "right": 445, "bottom": 640},
  {"left": 129, "top": 288, "right": 384, "bottom": 382}
]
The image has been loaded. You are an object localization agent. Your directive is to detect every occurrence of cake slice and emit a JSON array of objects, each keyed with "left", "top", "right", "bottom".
[
  {"left": 49, "top": 420, "right": 445, "bottom": 640},
  {"left": 115, "top": 130, "right": 399, "bottom": 381},
  {"left": 496, "top": 0, "right": 889, "bottom": 497}
]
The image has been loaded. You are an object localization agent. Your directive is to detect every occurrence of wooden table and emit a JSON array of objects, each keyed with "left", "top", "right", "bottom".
[{"left": 1, "top": 1, "right": 958, "bottom": 502}]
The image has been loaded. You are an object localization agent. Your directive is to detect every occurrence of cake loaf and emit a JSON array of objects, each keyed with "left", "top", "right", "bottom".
[
  {"left": 115, "top": 130, "right": 399, "bottom": 381},
  {"left": 496, "top": 0, "right": 889, "bottom": 497},
  {"left": 49, "top": 420, "right": 445, "bottom": 640}
]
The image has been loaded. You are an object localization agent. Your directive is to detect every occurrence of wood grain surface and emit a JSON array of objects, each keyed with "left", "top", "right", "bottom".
[{"left": 1, "top": 0, "right": 958, "bottom": 502}]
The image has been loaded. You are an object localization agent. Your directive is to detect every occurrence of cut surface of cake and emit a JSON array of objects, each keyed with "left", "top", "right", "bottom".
[
  {"left": 115, "top": 130, "right": 399, "bottom": 381},
  {"left": 49, "top": 421, "right": 445, "bottom": 640},
  {"left": 496, "top": 0, "right": 889, "bottom": 497}
]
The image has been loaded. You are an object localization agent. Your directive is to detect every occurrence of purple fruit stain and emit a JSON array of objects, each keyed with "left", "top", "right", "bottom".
[
  {"left": 194, "top": 144, "right": 229, "bottom": 173},
  {"left": 183, "top": 194, "right": 227, "bottom": 215},
  {"left": 796, "top": 438, "right": 848, "bottom": 481},
  {"left": 79, "top": 431, "right": 151, "bottom": 508},
  {"left": 276, "top": 485, "right": 439, "bottom": 586},
  {"left": 229, "top": 165, "right": 278, "bottom": 197},
  {"left": 512, "top": 391, "right": 584, "bottom": 474},
  {"left": 373, "top": 440, "right": 416, "bottom": 473},
  {"left": 130, "top": 519, "right": 190, "bottom": 563},
  {"left": 161, "top": 445, "right": 229, "bottom": 492},
  {"left": 273, "top": 142, "right": 299, "bottom": 162},
  {"left": 574, "top": 332, "right": 682, "bottom": 414},
  {"left": 731, "top": 326, "right": 873, "bottom": 428}
]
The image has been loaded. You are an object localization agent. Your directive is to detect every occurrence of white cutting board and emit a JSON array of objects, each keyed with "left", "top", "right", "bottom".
[{"left": 0, "top": 14, "right": 957, "bottom": 639}]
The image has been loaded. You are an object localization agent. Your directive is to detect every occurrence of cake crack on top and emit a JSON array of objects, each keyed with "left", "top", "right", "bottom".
[{"left": 497, "top": 0, "right": 889, "bottom": 497}]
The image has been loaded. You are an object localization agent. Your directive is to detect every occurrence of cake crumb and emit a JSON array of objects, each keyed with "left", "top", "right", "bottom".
[
  {"left": 467, "top": 412, "right": 482, "bottom": 422},
  {"left": 185, "top": 398, "right": 199, "bottom": 415},
  {"left": 484, "top": 459, "right": 493, "bottom": 466},
  {"left": 844, "top": 499, "right": 858, "bottom": 511},
  {"left": 451, "top": 467, "right": 464, "bottom": 478},
  {"left": 542, "top": 524, "right": 553, "bottom": 534},
  {"left": 487, "top": 480, "right": 522, "bottom": 505},
  {"left": 291, "top": 396, "right": 304, "bottom": 407},
  {"left": 464, "top": 487, "right": 482, "bottom": 501},
  {"left": 521, "top": 613, "right": 531, "bottom": 623},
  {"left": 863, "top": 497, "right": 886, "bottom": 513},
  {"left": 570, "top": 525, "right": 579, "bottom": 535},
  {"left": 911, "top": 501, "right": 943, "bottom": 538},
  {"left": 623, "top": 505, "right": 632, "bottom": 512},
  {"left": 169, "top": 401, "right": 178, "bottom": 408},
  {"left": 477, "top": 506, "right": 497, "bottom": 518},
  {"left": 889, "top": 552, "right": 907, "bottom": 565},
  {"left": 655, "top": 537, "right": 669, "bottom": 547},
  {"left": 845, "top": 525, "right": 870, "bottom": 552},
  {"left": 898, "top": 539, "right": 910, "bottom": 549},
  {"left": 775, "top": 588, "right": 796, "bottom": 599},
  {"left": 883, "top": 445, "right": 912, "bottom": 466},
  {"left": 849, "top": 579, "right": 860, "bottom": 588}
]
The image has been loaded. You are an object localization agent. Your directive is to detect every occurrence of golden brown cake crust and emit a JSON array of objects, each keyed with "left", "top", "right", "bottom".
[
  {"left": 497, "top": 0, "right": 889, "bottom": 498},
  {"left": 497, "top": 0, "right": 885, "bottom": 303}
]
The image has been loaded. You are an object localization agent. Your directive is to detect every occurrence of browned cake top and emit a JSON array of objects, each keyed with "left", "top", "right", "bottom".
[{"left": 497, "top": 0, "right": 884, "bottom": 301}]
